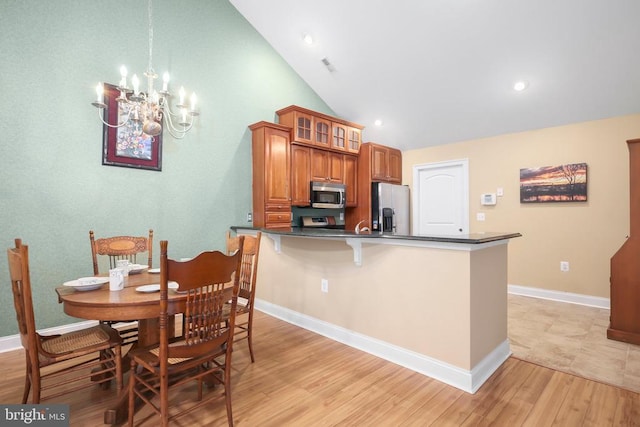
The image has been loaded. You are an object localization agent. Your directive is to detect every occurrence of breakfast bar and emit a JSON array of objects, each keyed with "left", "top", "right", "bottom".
[{"left": 233, "top": 227, "right": 520, "bottom": 393}]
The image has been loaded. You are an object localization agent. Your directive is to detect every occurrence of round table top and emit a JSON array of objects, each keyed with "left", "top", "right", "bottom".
[{"left": 56, "top": 271, "right": 186, "bottom": 321}]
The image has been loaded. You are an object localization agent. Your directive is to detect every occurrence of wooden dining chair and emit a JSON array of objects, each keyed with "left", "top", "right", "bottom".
[
  {"left": 7, "top": 238, "right": 123, "bottom": 403},
  {"left": 128, "top": 237, "right": 244, "bottom": 427},
  {"left": 224, "top": 231, "right": 262, "bottom": 362},
  {"left": 89, "top": 229, "right": 154, "bottom": 275},
  {"left": 90, "top": 229, "right": 153, "bottom": 345}
]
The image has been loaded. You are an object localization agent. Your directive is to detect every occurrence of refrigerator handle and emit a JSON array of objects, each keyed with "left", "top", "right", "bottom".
[{"left": 392, "top": 208, "right": 397, "bottom": 232}]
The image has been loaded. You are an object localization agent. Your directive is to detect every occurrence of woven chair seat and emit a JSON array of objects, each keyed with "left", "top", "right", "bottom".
[
  {"left": 41, "top": 326, "right": 113, "bottom": 355},
  {"left": 149, "top": 344, "right": 191, "bottom": 365},
  {"left": 223, "top": 299, "right": 249, "bottom": 318}
]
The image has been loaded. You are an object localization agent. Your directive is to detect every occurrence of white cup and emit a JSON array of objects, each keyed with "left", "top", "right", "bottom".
[
  {"left": 116, "top": 259, "right": 130, "bottom": 277},
  {"left": 109, "top": 268, "right": 125, "bottom": 291}
]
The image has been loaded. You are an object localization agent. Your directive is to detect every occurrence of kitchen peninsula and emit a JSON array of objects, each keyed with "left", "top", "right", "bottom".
[{"left": 233, "top": 227, "right": 521, "bottom": 393}]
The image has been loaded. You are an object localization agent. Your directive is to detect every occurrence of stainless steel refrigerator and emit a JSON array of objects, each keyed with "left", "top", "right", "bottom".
[{"left": 371, "top": 182, "right": 410, "bottom": 234}]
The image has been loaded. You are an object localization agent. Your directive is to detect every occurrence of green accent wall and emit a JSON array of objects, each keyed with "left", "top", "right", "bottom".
[{"left": 0, "top": 0, "right": 332, "bottom": 335}]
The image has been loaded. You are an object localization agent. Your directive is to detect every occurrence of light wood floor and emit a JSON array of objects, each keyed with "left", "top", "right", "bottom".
[{"left": 1, "top": 308, "right": 640, "bottom": 426}]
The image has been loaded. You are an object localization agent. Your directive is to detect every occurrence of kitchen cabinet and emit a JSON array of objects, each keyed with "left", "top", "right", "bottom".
[
  {"left": 311, "top": 149, "right": 343, "bottom": 183},
  {"left": 343, "top": 154, "right": 358, "bottom": 207},
  {"left": 277, "top": 105, "right": 363, "bottom": 154},
  {"left": 371, "top": 144, "right": 402, "bottom": 183},
  {"left": 291, "top": 145, "right": 311, "bottom": 206},
  {"left": 291, "top": 145, "right": 354, "bottom": 206},
  {"left": 249, "top": 121, "right": 292, "bottom": 229},
  {"left": 345, "top": 142, "right": 402, "bottom": 230},
  {"left": 281, "top": 108, "right": 313, "bottom": 145}
]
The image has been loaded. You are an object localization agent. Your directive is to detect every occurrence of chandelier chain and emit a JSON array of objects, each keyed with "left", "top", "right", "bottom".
[
  {"left": 147, "top": 0, "right": 155, "bottom": 87},
  {"left": 147, "top": 0, "right": 154, "bottom": 77}
]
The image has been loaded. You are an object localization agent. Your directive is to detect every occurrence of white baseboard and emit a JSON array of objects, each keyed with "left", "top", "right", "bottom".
[
  {"left": 0, "top": 320, "right": 99, "bottom": 354},
  {"left": 254, "top": 299, "right": 511, "bottom": 394},
  {"left": 1, "top": 285, "right": 605, "bottom": 380},
  {"left": 508, "top": 284, "right": 610, "bottom": 309}
]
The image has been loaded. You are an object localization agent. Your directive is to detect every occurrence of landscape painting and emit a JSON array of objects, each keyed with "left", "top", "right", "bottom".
[{"left": 520, "top": 163, "right": 588, "bottom": 203}]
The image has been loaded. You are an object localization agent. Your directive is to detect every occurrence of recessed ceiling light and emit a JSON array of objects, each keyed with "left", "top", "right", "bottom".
[
  {"left": 513, "top": 81, "right": 529, "bottom": 91},
  {"left": 303, "top": 34, "right": 314, "bottom": 45},
  {"left": 374, "top": 119, "right": 383, "bottom": 126}
]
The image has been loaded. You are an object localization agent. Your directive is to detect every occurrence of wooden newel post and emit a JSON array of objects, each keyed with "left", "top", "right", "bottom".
[{"left": 608, "top": 138, "right": 640, "bottom": 344}]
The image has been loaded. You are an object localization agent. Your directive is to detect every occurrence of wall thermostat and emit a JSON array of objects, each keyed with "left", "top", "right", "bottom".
[{"left": 480, "top": 193, "right": 497, "bottom": 205}]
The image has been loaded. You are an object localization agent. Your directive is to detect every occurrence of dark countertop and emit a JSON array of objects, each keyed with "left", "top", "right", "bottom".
[{"left": 231, "top": 226, "right": 521, "bottom": 244}]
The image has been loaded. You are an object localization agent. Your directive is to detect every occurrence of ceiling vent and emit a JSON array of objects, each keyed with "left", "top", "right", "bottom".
[{"left": 321, "top": 57, "right": 336, "bottom": 72}]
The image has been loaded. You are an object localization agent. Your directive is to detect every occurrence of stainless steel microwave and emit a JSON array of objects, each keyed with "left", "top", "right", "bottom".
[{"left": 310, "top": 182, "right": 345, "bottom": 209}]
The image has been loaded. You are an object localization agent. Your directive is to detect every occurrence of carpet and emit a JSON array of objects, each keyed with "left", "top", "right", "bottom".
[{"left": 508, "top": 294, "right": 640, "bottom": 394}]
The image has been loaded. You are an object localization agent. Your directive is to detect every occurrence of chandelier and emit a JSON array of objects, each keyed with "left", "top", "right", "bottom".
[{"left": 91, "top": 0, "right": 198, "bottom": 139}]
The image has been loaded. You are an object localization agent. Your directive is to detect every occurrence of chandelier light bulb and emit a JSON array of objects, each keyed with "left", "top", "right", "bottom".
[
  {"left": 190, "top": 93, "right": 197, "bottom": 111},
  {"left": 179, "top": 86, "right": 186, "bottom": 106},
  {"left": 162, "top": 72, "right": 170, "bottom": 92},
  {"left": 119, "top": 66, "right": 127, "bottom": 88},
  {"left": 131, "top": 74, "right": 140, "bottom": 95},
  {"left": 95, "top": 83, "right": 103, "bottom": 104}
]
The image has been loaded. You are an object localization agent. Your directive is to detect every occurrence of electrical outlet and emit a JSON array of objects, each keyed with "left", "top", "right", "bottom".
[
  {"left": 247, "top": 212, "right": 252, "bottom": 222},
  {"left": 476, "top": 212, "right": 486, "bottom": 221},
  {"left": 560, "top": 261, "right": 570, "bottom": 272},
  {"left": 321, "top": 279, "right": 329, "bottom": 293}
]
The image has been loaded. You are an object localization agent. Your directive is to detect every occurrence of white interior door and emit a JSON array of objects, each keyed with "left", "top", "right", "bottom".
[{"left": 412, "top": 159, "right": 469, "bottom": 235}]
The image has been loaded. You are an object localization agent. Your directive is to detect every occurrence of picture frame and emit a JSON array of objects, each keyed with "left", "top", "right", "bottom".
[
  {"left": 520, "top": 163, "right": 588, "bottom": 203},
  {"left": 101, "top": 83, "right": 162, "bottom": 171}
]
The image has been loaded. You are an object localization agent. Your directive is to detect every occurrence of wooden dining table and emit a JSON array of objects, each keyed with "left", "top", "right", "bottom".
[
  {"left": 56, "top": 271, "right": 188, "bottom": 346},
  {"left": 55, "top": 270, "right": 186, "bottom": 424}
]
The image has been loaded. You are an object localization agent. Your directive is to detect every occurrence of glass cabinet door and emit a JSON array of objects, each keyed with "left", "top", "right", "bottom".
[
  {"left": 332, "top": 123, "right": 347, "bottom": 151},
  {"left": 315, "top": 118, "right": 331, "bottom": 148}
]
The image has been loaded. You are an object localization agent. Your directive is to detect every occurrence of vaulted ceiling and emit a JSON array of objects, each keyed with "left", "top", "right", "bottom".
[{"left": 230, "top": 0, "right": 640, "bottom": 150}]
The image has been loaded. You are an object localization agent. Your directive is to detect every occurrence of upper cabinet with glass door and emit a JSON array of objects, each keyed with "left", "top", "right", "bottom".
[
  {"left": 346, "top": 127, "right": 361, "bottom": 154},
  {"left": 314, "top": 116, "right": 331, "bottom": 149},
  {"left": 277, "top": 105, "right": 363, "bottom": 154},
  {"left": 332, "top": 122, "right": 347, "bottom": 152}
]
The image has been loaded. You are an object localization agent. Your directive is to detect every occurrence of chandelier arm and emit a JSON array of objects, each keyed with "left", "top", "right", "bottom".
[
  {"left": 159, "top": 99, "right": 182, "bottom": 119},
  {"left": 162, "top": 110, "right": 193, "bottom": 135},
  {"left": 97, "top": 107, "right": 134, "bottom": 129},
  {"left": 164, "top": 127, "right": 187, "bottom": 140},
  {"left": 163, "top": 115, "right": 188, "bottom": 139}
]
